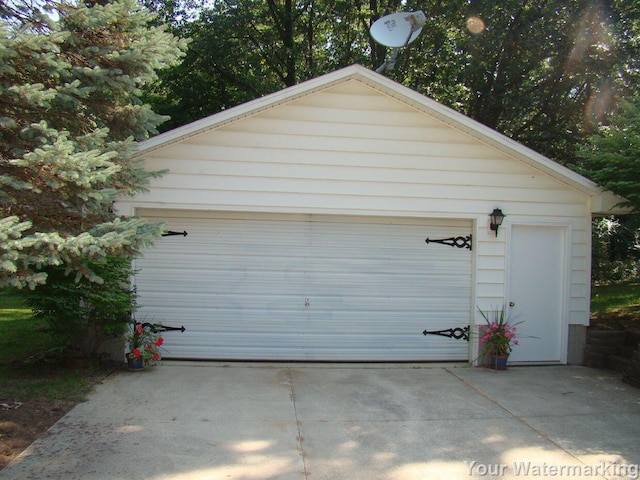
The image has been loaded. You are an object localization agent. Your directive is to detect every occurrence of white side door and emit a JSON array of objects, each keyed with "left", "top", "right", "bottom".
[{"left": 508, "top": 224, "right": 568, "bottom": 363}]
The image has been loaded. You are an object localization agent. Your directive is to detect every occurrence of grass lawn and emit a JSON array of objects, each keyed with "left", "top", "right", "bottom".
[
  {"left": 590, "top": 280, "right": 640, "bottom": 330},
  {"left": 591, "top": 280, "right": 640, "bottom": 315},
  {"left": 0, "top": 291, "right": 54, "bottom": 363},
  {"left": 0, "top": 290, "right": 98, "bottom": 402}
]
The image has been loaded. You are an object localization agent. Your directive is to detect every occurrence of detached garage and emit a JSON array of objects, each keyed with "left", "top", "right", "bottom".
[{"left": 117, "top": 65, "right": 621, "bottom": 364}]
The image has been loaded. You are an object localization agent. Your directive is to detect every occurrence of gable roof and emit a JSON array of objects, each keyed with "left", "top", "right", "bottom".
[{"left": 137, "top": 64, "right": 622, "bottom": 213}]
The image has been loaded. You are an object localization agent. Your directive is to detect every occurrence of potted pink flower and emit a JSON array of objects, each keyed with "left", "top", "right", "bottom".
[
  {"left": 478, "top": 306, "right": 522, "bottom": 369},
  {"left": 125, "top": 322, "right": 164, "bottom": 369}
]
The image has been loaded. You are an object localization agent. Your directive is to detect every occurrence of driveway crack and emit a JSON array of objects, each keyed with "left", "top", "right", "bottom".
[
  {"left": 444, "top": 367, "right": 588, "bottom": 467},
  {"left": 287, "top": 367, "right": 309, "bottom": 479}
]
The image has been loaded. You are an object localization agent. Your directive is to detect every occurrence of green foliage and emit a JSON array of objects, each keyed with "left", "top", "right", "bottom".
[
  {"left": 0, "top": 0, "right": 187, "bottom": 288},
  {"left": 144, "top": 4, "right": 276, "bottom": 131},
  {"left": 579, "top": 97, "right": 640, "bottom": 211},
  {"left": 463, "top": 1, "right": 615, "bottom": 160},
  {"left": 591, "top": 215, "right": 640, "bottom": 284},
  {"left": 24, "top": 255, "right": 138, "bottom": 357}
]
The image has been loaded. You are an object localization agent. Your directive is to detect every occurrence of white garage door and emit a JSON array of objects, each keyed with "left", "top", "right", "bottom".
[{"left": 134, "top": 211, "right": 472, "bottom": 361}]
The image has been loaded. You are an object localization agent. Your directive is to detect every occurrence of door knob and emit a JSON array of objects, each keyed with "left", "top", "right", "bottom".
[
  {"left": 305, "top": 298, "right": 310, "bottom": 307},
  {"left": 509, "top": 301, "right": 515, "bottom": 307}
]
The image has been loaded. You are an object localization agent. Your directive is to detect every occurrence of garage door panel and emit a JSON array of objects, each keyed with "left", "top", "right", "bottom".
[
  {"left": 166, "top": 334, "right": 467, "bottom": 361},
  {"left": 135, "top": 211, "right": 472, "bottom": 361},
  {"left": 138, "top": 272, "right": 470, "bottom": 298},
  {"left": 135, "top": 312, "right": 471, "bottom": 340},
  {"left": 139, "top": 290, "right": 470, "bottom": 313}
]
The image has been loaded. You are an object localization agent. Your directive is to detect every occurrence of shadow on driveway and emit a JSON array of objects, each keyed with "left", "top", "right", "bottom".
[{"left": 1, "top": 363, "right": 639, "bottom": 480}]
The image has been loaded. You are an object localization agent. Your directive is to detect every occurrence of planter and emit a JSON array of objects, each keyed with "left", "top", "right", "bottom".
[
  {"left": 127, "top": 356, "right": 144, "bottom": 371},
  {"left": 489, "top": 354, "right": 509, "bottom": 370}
]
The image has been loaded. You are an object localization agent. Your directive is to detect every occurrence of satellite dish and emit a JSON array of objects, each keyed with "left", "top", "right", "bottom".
[
  {"left": 370, "top": 11, "right": 426, "bottom": 48},
  {"left": 370, "top": 11, "right": 426, "bottom": 73}
]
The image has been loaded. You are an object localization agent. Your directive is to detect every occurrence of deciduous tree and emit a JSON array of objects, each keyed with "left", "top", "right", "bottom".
[{"left": 579, "top": 97, "right": 640, "bottom": 211}]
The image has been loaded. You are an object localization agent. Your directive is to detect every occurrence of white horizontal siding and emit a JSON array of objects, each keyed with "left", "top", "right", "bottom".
[
  {"left": 189, "top": 130, "right": 497, "bottom": 158},
  {"left": 145, "top": 160, "right": 575, "bottom": 196},
  {"left": 146, "top": 155, "right": 553, "bottom": 185},
  {"left": 144, "top": 177, "right": 583, "bottom": 206},
  {"left": 226, "top": 117, "right": 474, "bottom": 143},
  {"left": 260, "top": 103, "right": 442, "bottom": 127},
  {"left": 136, "top": 83, "right": 586, "bottom": 218},
  {"left": 149, "top": 144, "right": 528, "bottom": 171},
  {"left": 285, "top": 88, "right": 412, "bottom": 111}
]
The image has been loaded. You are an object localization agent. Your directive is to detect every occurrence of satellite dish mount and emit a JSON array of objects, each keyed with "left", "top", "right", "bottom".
[{"left": 370, "top": 11, "right": 426, "bottom": 73}]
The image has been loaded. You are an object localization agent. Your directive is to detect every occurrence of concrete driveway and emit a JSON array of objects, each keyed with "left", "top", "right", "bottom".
[{"left": 1, "top": 363, "right": 639, "bottom": 480}]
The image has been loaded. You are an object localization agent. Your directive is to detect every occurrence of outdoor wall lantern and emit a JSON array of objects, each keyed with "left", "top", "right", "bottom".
[{"left": 489, "top": 208, "right": 505, "bottom": 237}]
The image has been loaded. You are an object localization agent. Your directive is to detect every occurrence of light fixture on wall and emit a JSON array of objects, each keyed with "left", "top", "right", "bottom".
[{"left": 489, "top": 208, "right": 506, "bottom": 237}]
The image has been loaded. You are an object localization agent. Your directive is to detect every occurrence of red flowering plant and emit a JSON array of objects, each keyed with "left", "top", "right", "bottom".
[
  {"left": 125, "top": 322, "right": 164, "bottom": 366},
  {"left": 478, "top": 306, "right": 522, "bottom": 357}
]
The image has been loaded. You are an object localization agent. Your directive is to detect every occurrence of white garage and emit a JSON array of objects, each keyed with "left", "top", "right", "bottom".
[
  {"left": 134, "top": 211, "right": 472, "bottom": 361},
  {"left": 120, "top": 65, "right": 622, "bottom": 364}
]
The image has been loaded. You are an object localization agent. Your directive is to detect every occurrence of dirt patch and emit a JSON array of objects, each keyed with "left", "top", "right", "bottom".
[
  {"left": 0, "top": 397, "right": 78, "bottom": 469},
  {"left": 0, "top": 363, "right": 120, "bottom": 471},
  {"left": 590, "top": 306, "right": 640, "bottom": 331}
]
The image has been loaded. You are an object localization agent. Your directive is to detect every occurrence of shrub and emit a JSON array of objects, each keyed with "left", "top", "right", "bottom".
[{"left": 24, "top": 255, "right": 137, "bottom": 358}]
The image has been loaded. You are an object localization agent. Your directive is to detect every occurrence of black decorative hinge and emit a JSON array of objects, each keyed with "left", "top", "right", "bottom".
[
  {"left": 162, "top": 230, "right": 188, "bottom": 237},
  {"left": 140, "top": 322, "right": 186, "bottom": 333},
  {"left": 422, "top": 326, "right": 470, "bottom": 341},
  {"left": 425, "top": 235, "right": 472, "bottom": 250}
]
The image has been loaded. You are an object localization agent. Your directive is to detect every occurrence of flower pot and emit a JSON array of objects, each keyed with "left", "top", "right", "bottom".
[
  {"left": 489, "top": 354, "right": 509, "bottom": 370},
  {"left": 127, "top": 356, "right": 144, "bottom": 371}
]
